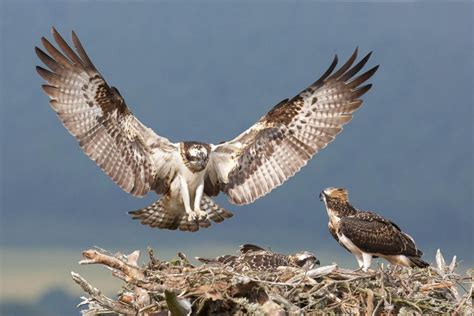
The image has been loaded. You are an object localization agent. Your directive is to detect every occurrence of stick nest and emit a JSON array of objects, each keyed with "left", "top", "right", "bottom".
[{"left": 72, "top": 247, "right": 472, "bottom": 315}]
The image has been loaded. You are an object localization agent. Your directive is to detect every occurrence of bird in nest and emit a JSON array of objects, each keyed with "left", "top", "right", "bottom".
[{"left": 196, "top": 244, "right": 319, "bottom": 272}]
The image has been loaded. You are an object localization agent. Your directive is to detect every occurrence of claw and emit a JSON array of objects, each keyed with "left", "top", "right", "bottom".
[
  {"left": 194, "top": 208, "right": 208, "bottom": 221},
  {"left": 187, "top": 213, "right": 198, "bottom": 222}
]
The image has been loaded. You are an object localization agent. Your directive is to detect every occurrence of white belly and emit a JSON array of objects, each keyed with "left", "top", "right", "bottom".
[{"left": 169, "top": 163, "right": 205, "bottom": 204}]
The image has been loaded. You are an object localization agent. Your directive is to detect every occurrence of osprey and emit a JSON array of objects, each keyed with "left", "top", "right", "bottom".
[
  {"left": 197, "top": 244, "right": 319, "bottom": 271},
  {"left": 35, "top": 27, "right": 378, "bottom": 232},
  {"left": 320, "top": 187, "right": 429, "bottom": 271}
]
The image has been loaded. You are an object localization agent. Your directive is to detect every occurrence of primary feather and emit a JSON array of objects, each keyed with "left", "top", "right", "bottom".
[
  {"left": 208, "top": 50, "right": 378, "bottom": 205},
  {"left": 36, "top": 28, "right": 378, "bottom": 231}
]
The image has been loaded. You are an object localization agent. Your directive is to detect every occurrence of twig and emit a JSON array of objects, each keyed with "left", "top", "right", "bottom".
[{"left": 71, "top": 272, "right": 136, "bottom": 315}]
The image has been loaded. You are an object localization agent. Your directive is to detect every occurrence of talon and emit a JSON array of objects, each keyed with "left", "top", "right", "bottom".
[
  {"left": 187, "top": 213, "right": 197, "bottom": 222},
  {"left": 194, "top": 208, "right": 208, "bottom": 221}
]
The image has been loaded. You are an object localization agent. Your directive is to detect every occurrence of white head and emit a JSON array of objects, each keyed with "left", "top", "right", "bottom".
[
  {"left": 181, "top": 141, "right": 211, "bottom": 172},
  {"left": 291, "top": 251, "right": 320, "bottom": 269}
]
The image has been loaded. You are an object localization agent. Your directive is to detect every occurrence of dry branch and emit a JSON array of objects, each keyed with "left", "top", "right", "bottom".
[{"left": 72, "top": 248, "right": 473, "bottom": 315}]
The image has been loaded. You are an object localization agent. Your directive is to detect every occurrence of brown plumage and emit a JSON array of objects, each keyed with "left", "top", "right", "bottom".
[
  {"left": 36, "top": 27, "right": 378, "bottom": 232},
  {"left": 196, "top": 244, "right": 319, "bottom": 272},
  {"left": 210, "top": 53, "right": 379, "bottom": 205},
  {"left": 320, "top": 187, "right": 429, "bottom": 271}
]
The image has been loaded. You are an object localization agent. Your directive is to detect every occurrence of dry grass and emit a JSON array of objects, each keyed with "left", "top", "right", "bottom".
[{"left": 73, "top": 248, "right": 472, "bottom": 315}]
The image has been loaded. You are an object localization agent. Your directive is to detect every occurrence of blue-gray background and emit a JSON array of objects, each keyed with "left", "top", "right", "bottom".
[{"left": 0, "top": 1, "right": 472, "bottom": 314}]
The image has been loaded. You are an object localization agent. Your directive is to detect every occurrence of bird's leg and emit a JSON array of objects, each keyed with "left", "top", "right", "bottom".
[
  {"left": 355, "top": 254, "right": 364, "bottom": 270},
  {"left": 193, "top": 182, "right": 208, "bottom": 220},
  {"left": 180, "top": 176, "right": 196, "bottom": 221},
  {"left": 362, "top": 253, "right": 373, "bottom": 272}
]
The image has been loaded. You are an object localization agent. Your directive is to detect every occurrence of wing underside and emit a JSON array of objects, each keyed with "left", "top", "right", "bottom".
[
  {"left": 36, "top": 28, "right": 178, "bottom": 196},
  {"left": 208, "top": 49, "right": 378, "bottom": 204}
]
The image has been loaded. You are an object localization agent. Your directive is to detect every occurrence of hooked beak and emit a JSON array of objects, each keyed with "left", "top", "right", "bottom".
[{"left": 319, "top": 192, "right": 325, "bottom": 201}]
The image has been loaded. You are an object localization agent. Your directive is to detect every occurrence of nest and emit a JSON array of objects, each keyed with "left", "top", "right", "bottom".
[{"left": 73, "top": 247, "right": 472, "bottom": 315}]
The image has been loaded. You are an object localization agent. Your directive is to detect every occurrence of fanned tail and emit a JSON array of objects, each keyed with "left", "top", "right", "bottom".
[
  {"left": 128, "top": 195, "right": 182, "bottom": 230},
  {"left": 201, "top": 195, "right": 234, "bottom": 223},
  {"left": 128, "top": 194, "right": 233, "bottom": 232}
]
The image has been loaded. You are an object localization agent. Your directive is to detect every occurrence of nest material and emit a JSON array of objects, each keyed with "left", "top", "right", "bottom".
[{"left": 72, "top": 248, "right": 473, "bottom": 315}]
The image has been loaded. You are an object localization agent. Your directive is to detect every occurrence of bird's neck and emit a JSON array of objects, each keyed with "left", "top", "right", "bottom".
[{"left": 326, "top": 199, "right": 358, "bottom": 218}]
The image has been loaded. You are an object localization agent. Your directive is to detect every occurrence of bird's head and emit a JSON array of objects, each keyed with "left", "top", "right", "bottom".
[
  {"left": 319, "top": 187, "right": 349, "bottom": 203},
  {"left": 320, "top": 187, "right": 357, "bottom": 218},
  {"left": 290, "top": 251, "right": 320, "bottom": 269},
  {"left": 181, "top": 142, "right": 211, "bottom": 172}
]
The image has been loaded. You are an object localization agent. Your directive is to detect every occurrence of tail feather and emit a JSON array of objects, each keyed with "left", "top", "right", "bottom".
[
  {"left": 178, "top": 219, "right": 201, "bottom": 232},
  {"left": 129, "top": 196, "right": 181, "bottom": 230},
  {"left": 129, "top": 194, "right": 233, "bottom": 232},
  {"left": 409, "top": 256, "right": 429, "bottom": 268},
  {"left": 201, "top": 195, "right": 233, "bottom": 223}
]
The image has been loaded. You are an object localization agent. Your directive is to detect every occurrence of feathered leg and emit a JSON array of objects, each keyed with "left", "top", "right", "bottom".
[
  {"left": 193, "top": 182, "right": 208, "bottom": 221},
  {"left": 362, "top": 253, "right": 373, "bottom": 272},
  {"left": 179, "top": 175, "right": 196, "bottom": 221}
]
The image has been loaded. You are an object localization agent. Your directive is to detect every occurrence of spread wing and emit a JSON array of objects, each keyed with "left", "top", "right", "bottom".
[
  {"left": 36, "top": 28, "right": 179, "bottom": 196},
  {"left": 339, "top": 212, "right": 420, "bottom": 256},
  {"left": 206, "top": 49, "right": 378, "bottom": 204}
]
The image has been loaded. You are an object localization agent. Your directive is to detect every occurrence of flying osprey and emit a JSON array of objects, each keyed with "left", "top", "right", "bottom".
[
  {"left": 197, "top": 244, "right": 319, "bottom": 271},
  {"left": 319, "top": 187, "right": 429, "bottom": 271},
  {"left": 35, "top": 27, "right": 378, "bottom": 232}
]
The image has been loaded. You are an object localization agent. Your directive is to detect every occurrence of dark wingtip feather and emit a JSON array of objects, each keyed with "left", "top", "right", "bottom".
[
  {"left": 41, "top": 84, "right": 57, "bottom": 94},
  {"left": 327, "top": 48, "right": 359, "bottom": 81},
  {"left": 35, "top": 46, "right": 64, "bottom": 72},
  {"left": 34, "top": 46, "right": 45, "bottom": 60},
  {"left": 347, "top": 65, "right": 379, "bottom": 89},
  {"left": 41, "top": 35, "right": 74, "bottom": 68},
  {"left": 311, "top": 53, "right": 338, "bottom": 87},
  {"left": 71, "top": 30, "right": 95, "bottom": 70},
  {"left": 128, "top": 209, "right": 140, "bottom": 215},
  {"left": 51, "top": 27, "right": 84, "bottom": 66},
  {"left": 352, "top": 47, "right": 359, "bottom": 60},
  {"left": 36, "top": 66, "right": 52, "bottom": 80},
  {"left": 352, "top": 84, "right": 373, "bottom": 99},
  {"left": 340, "top": 51, "right": 373, "bottom": 82}
]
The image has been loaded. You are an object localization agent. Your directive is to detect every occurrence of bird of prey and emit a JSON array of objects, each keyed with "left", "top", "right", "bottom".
[
  {"left": 196, "top": 244, "right": 319, "bottom": 271},
  {"left": 319, "top": 187, "right": 429, "bottom": 271},
  {"left": 35, "top": 27, "right": 378, "bottom": 232}
]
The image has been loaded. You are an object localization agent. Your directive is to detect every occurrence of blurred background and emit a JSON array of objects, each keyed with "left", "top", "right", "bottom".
[{"left": 1, "top": 1, "right": 472, "bottom": 314}]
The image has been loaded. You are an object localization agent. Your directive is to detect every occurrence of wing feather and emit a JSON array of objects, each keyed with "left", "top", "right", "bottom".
[
  {"left": 36, "top": 28, "right": 178, "bottom": 196},
  {"left": 208, "top": 49, "right": 378, "bottom": 204},
  {"left": 339, "top": 212, "right": 420, "bottom": 256}
]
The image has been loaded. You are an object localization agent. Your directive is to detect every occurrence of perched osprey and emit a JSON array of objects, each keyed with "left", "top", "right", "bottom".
[
  {"left": 319, "top": 187, "right": 429, "bottom": 271},
  {"left": 197, "top": 244, "right": 319, "bottom": 271},
  {"left": 35, "top": 27, "right": 378, "bottom": 232}
]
